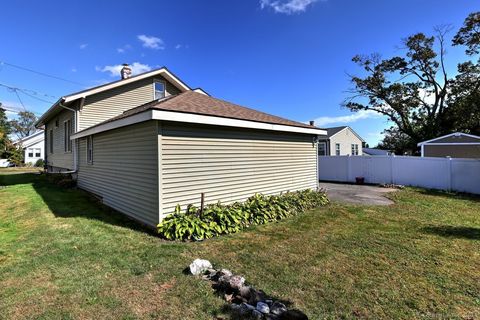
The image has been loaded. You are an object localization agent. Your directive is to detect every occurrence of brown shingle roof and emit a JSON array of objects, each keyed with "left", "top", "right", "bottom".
[{"left": 108, "top": 91, "right": 315, "bottom": 129}]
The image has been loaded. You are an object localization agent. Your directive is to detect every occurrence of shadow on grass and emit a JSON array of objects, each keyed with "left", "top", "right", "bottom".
[
  {"left": 417, "top": 188, "right": 480, "bottom": 202},
  {"left": 1, "top": 172, "right": 156, "bottom": 235},
  {"left": 422, "top": 225, "right": 480, "bottom": 240}
]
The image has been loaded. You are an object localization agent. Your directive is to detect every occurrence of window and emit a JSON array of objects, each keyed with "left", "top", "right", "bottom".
[
  {"left": 49, "top": 130, "right": 54, "bottom": 154},
  {"left": 35, "top": 148, "right": 41, "bottom": 158},
  {"left": 335, "top": 143, "right": 340, "bottom": 156},
  {"left": 351, "top": 144, "right": 359, "bottom": 156},
  {"left": 28, "top": 148, "right": 34, "bottom": 158},
  {"left": 87, "top": 136, "right": 93, "bottom": 164},
  {"left": 55, "top": 118, "right": 59, "bottom": 128},
  {"left": 64, "top": 120, "right": 72, "bottom": 152},
  {"left": 318, "top": 142, "right": 326, "bottom": 156},
  {"left": 154, "top": 81, "right": 165, "bottom": 100}
]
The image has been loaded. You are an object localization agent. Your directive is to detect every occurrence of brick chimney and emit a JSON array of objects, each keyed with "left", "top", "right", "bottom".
[{"left": 120, "top": 63, "right": 132, "bottom": 79}]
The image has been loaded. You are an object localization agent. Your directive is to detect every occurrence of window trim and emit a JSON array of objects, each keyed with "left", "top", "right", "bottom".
[
  {"left": 153, "top": 79, "right": 166, "bottom": 100},
  {"left": 64, "top": 119, "right": 72, "bottom": 153},
  {"left": 86, "top": 136, "right": 93, "bottom": 165},
  {"left": 35, "top": 148, "right": 41, "bottom": 158},
  {"left": 318, "top": 142, "right": 327, "bottom": 156},
  {"left": 351, "top": 143, "right": 359, "bottom": 156},
  {"left": 27, "top": 148, "right": 34, "bottom": 158},
  {"left": 335, "top": 143, "right": 341, "bottom": 156},
  {"left": 49, "top": 129, "right": 54, "bottom": 154}
]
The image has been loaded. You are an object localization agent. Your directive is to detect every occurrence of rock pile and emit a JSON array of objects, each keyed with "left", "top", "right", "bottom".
[{"left": 189, "top": 259, "right": 308, "bottom": 320}]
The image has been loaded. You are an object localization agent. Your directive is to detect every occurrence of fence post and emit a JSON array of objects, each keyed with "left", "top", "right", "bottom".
[
  {"left": 446, "top": 157, "right": 452, "bottom": 192},
  {"left": 390, "top": 154, "right": 395, "bottom": 184},
  {"left": 346, "top": 155, "right": 351, "bottom": 182}
]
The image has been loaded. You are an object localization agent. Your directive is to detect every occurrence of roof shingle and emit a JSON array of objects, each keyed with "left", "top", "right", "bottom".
[{"left": 102, "top": 91, "right": 316, "bottom": 129}]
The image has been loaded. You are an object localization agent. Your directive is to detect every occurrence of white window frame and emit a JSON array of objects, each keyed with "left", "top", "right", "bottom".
[
  {"left": 318, "top": 142, "right": 327, "bottom": 156},
  {"left": 153, "top": 79, "right": 166, "bottom": 100},
  {"left": 49, "top": 129, "right": 54, "bottom": 154},
  {"left": 34, "top": 148, "right": 41, "bottom": 158},
  {"left": 27, "top": 148, "right": 34, "bottom": 158},
  {"left": 86, "top": 136, "right": 93, "bottom": 164},
  {"left": 335, "top": 143, "right": 340, "bottom": 156},
  {"left": 64, "top": 119, "right": 72, "bottom": 153},
  {"left": 351, "top": 144, "right": 358, "bottom": 156}
]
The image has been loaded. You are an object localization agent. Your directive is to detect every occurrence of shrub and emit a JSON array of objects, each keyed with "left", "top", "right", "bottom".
[
  {"left": 158, "top": 189, "right": 329, "bottom": 241},
  {"left": 34, "top": 159, "right": 45, "bottom": 168},
  {"left": 46, "top": 173, "right": 77, "bottom": 188}
]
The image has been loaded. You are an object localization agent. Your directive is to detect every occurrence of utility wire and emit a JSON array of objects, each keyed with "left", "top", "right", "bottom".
[
  {"left": 0, "top": 60, "right": 85, "bottom": 87},
  {"left": 0, "top": 82, "right": 56, "bottom": 104},
  {"left": 13, "top": 90, "right": 26, "bottom": 110}
]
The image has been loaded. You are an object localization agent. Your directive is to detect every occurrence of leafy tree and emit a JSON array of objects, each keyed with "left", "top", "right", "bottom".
[
  {"left": 10, "top": 111, "right": 37, "bottom": 140},
  {"left": 345, "top": 12, "right": 480, "bottom": 154},
  {"left": 0, "top": 104, "right": 11, "bottom": 158}
]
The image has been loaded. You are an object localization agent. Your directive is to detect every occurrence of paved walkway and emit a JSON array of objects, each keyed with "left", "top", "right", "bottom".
[{"left": 319, "top": 182, "right": 396, "bottom": 205}]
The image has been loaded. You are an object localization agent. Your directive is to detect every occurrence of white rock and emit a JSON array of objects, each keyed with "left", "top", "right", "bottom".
[
  {"left": 189, "top": 259, "right": 213, "bottom": 275},
  {"left": 257, "top": 301, "right": 270, "bottom": 314}
]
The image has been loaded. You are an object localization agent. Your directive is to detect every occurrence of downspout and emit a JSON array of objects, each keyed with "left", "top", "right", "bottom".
[{"left": 58, "top": 100, "right": 79, "bottom": 173}]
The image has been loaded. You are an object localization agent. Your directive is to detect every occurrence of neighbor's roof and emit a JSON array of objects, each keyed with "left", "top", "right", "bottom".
[
  {"left": 36, "top": 66, "right": 191, "bottom": 127},
  {"left": 417, "top": 132, "right": 480, "bottom": 146},
  {"left": 72, "top": 91, "right": 325, "bottom": 138},
  {"left": 322, "top": 126, "right": 365, "bottom": 142},
  {"left": 13, "top": 130, "right": 44, "bottom": 147}
]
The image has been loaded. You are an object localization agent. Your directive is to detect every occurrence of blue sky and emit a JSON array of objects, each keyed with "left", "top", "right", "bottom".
[{"left": 0, "top": 0, "right": 477, "bottom": 146}]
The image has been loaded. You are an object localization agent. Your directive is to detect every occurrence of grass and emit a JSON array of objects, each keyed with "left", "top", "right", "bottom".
[{"left": 0, "top": 169, "right": 479, "bottom": 319}]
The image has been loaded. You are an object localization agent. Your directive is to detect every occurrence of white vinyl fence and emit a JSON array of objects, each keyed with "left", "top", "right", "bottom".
[{"left": 318, "top": 155, "right": 480, "bottom": 195}]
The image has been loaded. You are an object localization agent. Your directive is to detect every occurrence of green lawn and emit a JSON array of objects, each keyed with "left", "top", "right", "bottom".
[{"left": 1, "top": 170, "right": 479, "bottom": 320}]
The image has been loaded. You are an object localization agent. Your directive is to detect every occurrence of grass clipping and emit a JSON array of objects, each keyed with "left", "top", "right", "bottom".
[{"left": 158, "top": 189, "right": 329, "bottom": 241}]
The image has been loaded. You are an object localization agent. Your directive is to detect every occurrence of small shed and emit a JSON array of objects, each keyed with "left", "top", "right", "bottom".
[{"left": 417, "top": 132, "right": 480, "bottom": 158}]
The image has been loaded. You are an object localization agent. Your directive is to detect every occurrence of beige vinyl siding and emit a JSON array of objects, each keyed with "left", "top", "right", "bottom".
[
  {"left": 160, "top": 122, "right": 318, "bottom": 217},
  {"left": 45, "top": 108, "right": 75, "bottom": 171},
  {"left": 77, "top": 121, "right": 159, "bottom": 227},
  {"left": 78, "top": 76, "right": 180, "bottom": 130}
]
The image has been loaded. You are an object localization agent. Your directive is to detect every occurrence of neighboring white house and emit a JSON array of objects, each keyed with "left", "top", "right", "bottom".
[
  {"left": 14, "top": 131, "right": 45, "bottom": 165},
  {"left": 318, "top": 126, "right": 364, "bottom": 156},
  {"left": 35, "top": 65, "right": 326, "bottom": 227}
]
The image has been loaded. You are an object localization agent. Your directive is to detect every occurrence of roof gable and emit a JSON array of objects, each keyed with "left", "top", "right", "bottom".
[
  {"left": 36, "top": 67, "right": 191, "bottom": 127},
  {"left": 418, "top": 132, "right": 480, "bottom": 146},
  {"left": 325, "top": 126, "right": 365, "bottom": 142}
]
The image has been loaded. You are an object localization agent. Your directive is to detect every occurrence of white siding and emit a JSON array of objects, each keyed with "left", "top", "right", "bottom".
[
  {"left": 329, "top": 128, "right": 363, "bottom": 156},
  {"left": 77, "top": 121, "right": 159, "bottom": 227},
  {"left": 24, "top": 139, "right": 44, "bottom": 165},
  {"left": 78, "top": 76, "right": 180, "bottom": 130},
  {"left": 160, "top": 123, "right": 318, "bottom": 217},
  {"left": 45, "top": 109, "right": 75, "bottom": 171}
]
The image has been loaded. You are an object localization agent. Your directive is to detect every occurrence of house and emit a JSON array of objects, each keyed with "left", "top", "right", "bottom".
[
  {"left": 417, "top": 132, "right": 480, "bottom": 158},
  {"left": 317, "top": 126, "right": 364, "bottom": 156},
  {"left": 36, "top": 65, "right": 325, "bottom": 227},
  {"left": 14, "top": 130, "right": 45, "bottom": 165},
  {"left": 363, "top": 148, "right": 393, "bottom": 156}
]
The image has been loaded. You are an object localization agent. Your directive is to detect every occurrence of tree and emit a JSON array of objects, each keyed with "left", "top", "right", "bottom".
[
  {"left": 447, "top": 12, "right": 480, "bottom": 136},
  {"left": 345, "top": 12, "right": 480, "bottom": 154},
  {"left": 10, "top": 110, "right": 37, "bottom": 140},
  {"left": 0, "top": 104, "right": 11, "bottom": 158}
]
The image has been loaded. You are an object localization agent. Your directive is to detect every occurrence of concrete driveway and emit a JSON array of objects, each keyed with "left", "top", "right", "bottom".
[{"left": 319, "top": 182, "right": 396, "bottom": 205}]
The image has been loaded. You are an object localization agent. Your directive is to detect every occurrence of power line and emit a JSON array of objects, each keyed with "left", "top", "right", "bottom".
[
  {"left": 0, "top": 60, "right": 85, "bottom": 87},
  {"left": 0, "top": 82, "right": 56, "bottom": 104},
  {"left": 13, "top": 90, "right": 26, "bottom": 110}
]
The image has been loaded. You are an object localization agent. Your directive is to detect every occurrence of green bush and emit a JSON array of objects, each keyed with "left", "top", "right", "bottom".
[
  {"left": 34, "top": 159, "right": 45, "bottom": 168},
  {"left": 158, "top": 189, "right": 329, "bottom": 241}
]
